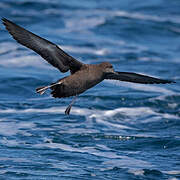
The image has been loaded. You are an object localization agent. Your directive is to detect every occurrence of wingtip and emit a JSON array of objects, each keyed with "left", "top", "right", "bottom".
[
  {"left": 2, "top": 17, "right": 11, "bottom": 28},
  {"left": 1, "top": 17, "right": 6, "bottom": 21},
  {"left": 2, "top": 17, "right": 8, "bottom": 24},
  {"left": 166, "top": 80, "right": 176, "bottom": 84},
  {"left": 2, "top": 18, "right": 16, "bottom": 28},
  {"left": 2, "top": 17, "right": 6, "bottom": 25}
]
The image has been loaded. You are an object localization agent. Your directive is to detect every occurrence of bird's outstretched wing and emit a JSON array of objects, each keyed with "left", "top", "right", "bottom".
[
  {"left": 2, "top": 18, "right": 83, "bottom": 74},
  {"left": 105, "top": 72, "right": 175, "bottom": 84}
]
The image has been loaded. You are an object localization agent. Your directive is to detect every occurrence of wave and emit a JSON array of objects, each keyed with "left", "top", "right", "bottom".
[
  {"left": 0, "top": 54, "right": 48, "bottom": 68},
  {"left": 0, "top": 120, "right": 35, "bottom": 136},
  {"left": 34, "top": 140, "right": 152, "bottom": 170},
  {"left": 64, "top": 16, "right": 105, "bottom": 31},
  {"left": 0, "top": 105, "right": 178, "bottom": 124},
  {"left": 0, "top": 42, "right": 19, "bottom": 54},
  {"left": 60, "top": 45, "right": 108, "bottom": 56},
  {"left": 61, "top": 9, "right": 180, "bottom": 33},
  {"left": 113, "top": 10, "right": 180, "bottom": 24},
  {"left": 62, "top": 8, "right": 180, "bottom": 26}
]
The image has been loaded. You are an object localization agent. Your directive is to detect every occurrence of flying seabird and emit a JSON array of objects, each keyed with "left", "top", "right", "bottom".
[{"left": 2, "top": 18, "right": 175, "bottom": 114}]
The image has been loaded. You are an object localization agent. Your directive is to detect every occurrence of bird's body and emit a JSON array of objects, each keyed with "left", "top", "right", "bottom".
[
  {"left": 2, "top": 18, "right": 175, "bottom": 114},
  {"left": 51, "top": 64, "right": 104, "bottom": 98}
]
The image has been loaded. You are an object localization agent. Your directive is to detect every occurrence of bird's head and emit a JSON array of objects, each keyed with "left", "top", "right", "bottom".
[{"left": 99, "top": 62, "right": 115, "bottom": 74}]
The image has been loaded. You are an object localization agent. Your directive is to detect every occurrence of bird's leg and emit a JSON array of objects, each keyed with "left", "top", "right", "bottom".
[{"left": 65, "top": 95, "right": 78, "bottom": 115}]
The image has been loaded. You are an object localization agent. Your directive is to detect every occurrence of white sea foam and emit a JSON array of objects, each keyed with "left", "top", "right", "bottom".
[
  {"left": 0, "top": 105, "right": 178, "bottom": 133},
  {"left": 11, "top": 9, "right": 40, "bottom": 17},
  {"left": 61, "top": 9, "right": 180, "bottom": 34},
  {"left": 60, "top": 45, "right": 108, "bottom": 56},
  {"left": 128, "top": 169, "right": 145, "bottom": 176},
  {"left": 34, "top": 141, "right": 151, "bottom": 172},
  {"left": 170, "top": 27, "right": 180, "bottom": 34},
  {"left": 34, "top": 140, "right": 151, "bottom": 169},
  {"left": 0, "top": 55, "right": 47, "bottom": 68},
  {"left": 0, "top": 42, "right": 50, "bottom": 68},
  {"left": 65, "top": 17, "right": 105, "bottom": 31},
  {"left": 0, "top": 122, "right": 19, "bottom": 136},
  {"left": 0, "top": 106, "right": 177, "bottom": 121},
  {"left": 0, "top": 157, "right": 31, "bottom": 163},
  {"left": 0, "top": 120, "right": 35, "bottom": 136},
  {"left": 0, "top": 42, "right": 19, "bottom": 54},
  {"left": 90, "top": 106, "right": 178, "bottom": 125},
  {"left": 44, "top": 8, "right": 62, "bottom": 15},
  {"left": 102, "top": 157, "right": 152, "bottom": 169},
  {"left": 0, "top": 137, "right": 24, "bottom": 147},
  {"left": 113, "top": 10, "right": 180, "bottom": 24},
  {"left": 59, "top": 127, "right": 99, "bottom": 134},
  {"left": 34, "top": 142, "right": 120, "bottom": 158}
]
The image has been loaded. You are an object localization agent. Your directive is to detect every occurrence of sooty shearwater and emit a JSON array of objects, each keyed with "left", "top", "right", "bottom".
[{"left": 2, "top": 18, "right": 175, "bottom": 114}]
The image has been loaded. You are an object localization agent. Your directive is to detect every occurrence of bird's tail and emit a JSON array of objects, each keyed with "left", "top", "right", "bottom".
[
  {"left": 36, "top": 86, "right": 50, "bottom": 95},
  {"left": 36, "top": 82, "right": 62, "bottom": 95}
]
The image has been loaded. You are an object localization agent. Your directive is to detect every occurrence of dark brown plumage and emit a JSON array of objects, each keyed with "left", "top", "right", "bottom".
[{"left": 2, "top": 18, "right": 175, "bottom": 114}]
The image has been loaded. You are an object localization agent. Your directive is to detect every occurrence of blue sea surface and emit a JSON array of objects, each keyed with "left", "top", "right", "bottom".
[{"left": 0, "top": 0, "right": 180, "bottom": 179}]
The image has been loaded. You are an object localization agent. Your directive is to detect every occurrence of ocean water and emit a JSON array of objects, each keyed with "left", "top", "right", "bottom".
[{"left": 0, "top": 0, "right": 180, "bottom": 179}]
